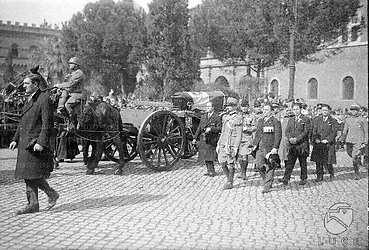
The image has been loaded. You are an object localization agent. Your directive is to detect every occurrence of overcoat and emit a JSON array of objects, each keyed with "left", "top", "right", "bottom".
[
  {"left": 12, "top": 90, "right": 55, "bottom": 179},
  {"left": 310, "top": 115, "right": 337, "bottom": 164},
  {"left": 193, "top": 112, "right": 221, "bottom": 161},
  {"left": 285, "top": 114, "right": 310, "bottom": 156}
]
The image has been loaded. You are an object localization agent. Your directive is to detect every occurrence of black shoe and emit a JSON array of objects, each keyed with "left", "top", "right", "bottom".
[
  {"left": 278, "top": 178, "right": 288, "bottom": 185},
  {"left": 261, "top": 187, "right": 270, "bottom": 194},
  {"left": 46, "top": 192, "right": 59, "bottom": 210},
  {"left": 329, "top": 174, "right": 334, "bottom": 181},
  {"left": 314, "top": 178, "right": 323, "bottom": 182},
  {"left": 299, "top": 180, "right": 307, "bottom": 185},
  {"left": 16, "top": 204, "right": 39, "bottom": 215}
]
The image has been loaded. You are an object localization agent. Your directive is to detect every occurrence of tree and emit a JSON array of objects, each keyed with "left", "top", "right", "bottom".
[
  {"left": 194, "top": 0, "right": 360, "bottom": 71},
  {"left": 62, "top": 0, "right": 147, "bottom": 96},
  {"left": 2, "top": 49, "right": 16, "bottom": 88},
  {"left": 29, "top": 36, "right": 66, "bottom": 85},
  {"left": 145, "top": 0, "right": 200, "bottom": 100}
]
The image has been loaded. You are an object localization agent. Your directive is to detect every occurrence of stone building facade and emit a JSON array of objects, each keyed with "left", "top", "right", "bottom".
[
  {"left": 0, "top": 20, "right": 61, "bottom": 87},
  {"left": 199, "top": 1, "right": 368, "bottom": 109}
]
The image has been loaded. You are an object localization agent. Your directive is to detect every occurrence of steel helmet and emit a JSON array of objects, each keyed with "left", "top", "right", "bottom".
[{"left": 68, "top": 57, "right": 80, "bottom": 66}]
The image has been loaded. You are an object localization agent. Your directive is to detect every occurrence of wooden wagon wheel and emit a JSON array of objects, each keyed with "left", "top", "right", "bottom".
[
  {"left": 181, "top": 113, "right": 200, "bottom": 159},
  {"left": 104, "top": 124, "right": 138, "bottom": 163},
  {"left": 137, "top": 110, "right": 185, "bottom": 171}
]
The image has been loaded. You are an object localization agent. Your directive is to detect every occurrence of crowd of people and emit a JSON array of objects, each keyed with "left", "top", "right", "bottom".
[{"left": 193, "top": 96, "right": 368, "bottom": 194}]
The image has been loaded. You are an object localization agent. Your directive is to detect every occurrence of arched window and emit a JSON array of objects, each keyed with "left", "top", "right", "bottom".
[
  {"left": 342, "top": 76, "right": 354, "bottom": 100},
  {"left": 10, "top": 43, "right": 19, "bottom": 57},
  {"left": 307, "top": 78, "right": 318, "bottom": 99},
  {"left": 270, "top": 79, "right": 279, "bottom": 97},
  {"left": 215, "top": 76, "right": 229, "bottom": 87}
]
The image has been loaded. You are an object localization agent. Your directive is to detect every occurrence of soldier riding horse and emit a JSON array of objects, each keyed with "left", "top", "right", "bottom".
[{"left": 3, "top": 66, "right": 126, "bottom": 175}]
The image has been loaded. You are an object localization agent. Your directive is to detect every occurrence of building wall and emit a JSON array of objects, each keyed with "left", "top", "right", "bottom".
[
  {"left": 265, "top": 44, "right": 368, "bottom": 109},
  {"left": 199, "top": 0, "right": 368, "bottom": 109},
  {"left": 0, "top": 20, "right": 61, "bottom": 87}
]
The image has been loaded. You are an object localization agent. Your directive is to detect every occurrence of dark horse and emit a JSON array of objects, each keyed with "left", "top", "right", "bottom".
[{"left": 3, "top": 66, "right": 126, "bottom": 175}]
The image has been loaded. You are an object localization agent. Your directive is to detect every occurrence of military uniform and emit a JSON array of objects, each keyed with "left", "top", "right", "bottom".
[
  {"left": 217, "top": 97, "right": 243, "bottom": 189},
  {"left": 253, "top": 115, "right": 282, "bottom": 193},
  {"left": 58, "top": 68, "right": 85, "bottom": 114},
  {"left": 217, "top": 110, "right": 243, "bottom": 165},
  {"left": 237, "top": 112, "right": 257, "bottom": 179},
  {"left": 341, "top": 105, "right": 368, "bottom": 179}
]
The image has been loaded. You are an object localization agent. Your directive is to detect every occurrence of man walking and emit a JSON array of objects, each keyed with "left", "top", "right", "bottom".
[
  {"left": 216, "top": 97, "right": 243, "bottom": 189},
  {"left": 310, "top": 104, "right": 338, "bottom": 182},
  {"left": 279, "top": 103, "right": 310, "bottom": 185},
  {"left": 193, "top": 101, "right": 221, "bottom": 177},
  {"left": 9, "top": 73, "right": 59, "bottom": 215},
  {"left": 253, "top": 103, "right": 282, "bottom": 193},
  {"left": 340, "top": 104, "right": 368, "bottom": 180}
]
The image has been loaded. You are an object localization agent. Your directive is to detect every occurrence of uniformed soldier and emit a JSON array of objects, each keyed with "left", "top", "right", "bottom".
[
  {"left": 56, "top": 57, "right": 85, "bottom": 128},
  {"left": 310, "top": 104, "right": 337, "bottom": 182},
  {"left": 216, "top": 97, "right": 243, "bottom": 189},
  {"left": 237, "top": 105, "right": 257, "bottom": 180},
  {"left": 278, "top": 103, "right": 310, "bottom": 185},
  {"left": 340, "top": 104, "right": 368, "bottom": 180},
  {"left": 252, "top": 103, "right": 282, "bottom": 193}
]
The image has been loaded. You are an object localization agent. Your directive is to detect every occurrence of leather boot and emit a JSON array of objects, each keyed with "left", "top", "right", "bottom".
[
  {"left": 238, "top": 160, "right": 248, "bottom": 180},
  {"left": 224, "top": 167, "right": 235, "bottom": 190},
  {"left": 209, "top": 164, "right": 216, "bottom": 177},
  {"left": 16, "top": 188, "right": 39, "bottom": 215},
  {"left": 204, "top": 162, "right": 212, "bottom": 176},
  {"left": 34, "top": 179, "right": 60, "bottom": 210},
  {"left": 353, "top": 160, "right": 360, "bottom": 180},
  {"left": 221, "top": 163, "right": 229, "bottom": 177}
]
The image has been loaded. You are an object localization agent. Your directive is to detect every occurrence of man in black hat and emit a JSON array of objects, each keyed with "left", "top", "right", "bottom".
[
  {"left": 310, "top": 104, "right": 337, "bottom": 182},
  {"left": 279, "top": 103, "right": 310, "bottom": 185},
  {"left": 340, "top": 104, "right": 368, "bottom": 180}
]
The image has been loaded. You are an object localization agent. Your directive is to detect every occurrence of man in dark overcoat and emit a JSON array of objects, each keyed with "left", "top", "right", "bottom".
[
  {"left": 310, "top": 104, "right": 338, "bottom": 182},
  {"left": 9, "top": 73, "right": 59, "bottom": 215},
  {"left": 279, "top": 103, "right": 310, "bottom": 186},
  {"left": 253, "top": 103, "right": 282, "bottom": 193},
  {"left": 193, "top": 101, "right": 221, "bottom": 177}
]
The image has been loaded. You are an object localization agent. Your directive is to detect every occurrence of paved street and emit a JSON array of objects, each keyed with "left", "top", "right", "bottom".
[{"left": 0, "top": 148, "right": 367, "bottom": 250}]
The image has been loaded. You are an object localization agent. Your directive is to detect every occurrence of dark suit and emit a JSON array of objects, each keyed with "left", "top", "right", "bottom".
[
  {"left": 310, "top": 115, "right": 338, "bottom": 180},
  {"left": 253, "top": 116, "right": 282, "bottom": 191},
  {"left": 194, "top": 112, "right": 221, "bottom": 162},
  {"left": 283, "top": 114, "right": 310, "bottom": 182}
]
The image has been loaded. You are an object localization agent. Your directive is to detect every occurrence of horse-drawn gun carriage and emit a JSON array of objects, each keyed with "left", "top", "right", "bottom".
[
  {"left": 104, "top": 91, "right": 228, "bottom": 171},
  {"left": 1, "top": 67, "right": 230, "bottom": 174}
]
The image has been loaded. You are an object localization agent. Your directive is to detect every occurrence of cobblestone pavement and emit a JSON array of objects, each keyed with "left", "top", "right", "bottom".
[{"left": 0, "top": 148, "right": 367, "bottom": 250}]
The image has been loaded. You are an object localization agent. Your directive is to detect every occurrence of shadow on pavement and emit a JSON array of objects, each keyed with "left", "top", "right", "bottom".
[
  {"left": 50, "top": 193, "right": 167, "bottom": 212},
  {"left": 0, "top": 169, "right": 23, "bottom": 186}
]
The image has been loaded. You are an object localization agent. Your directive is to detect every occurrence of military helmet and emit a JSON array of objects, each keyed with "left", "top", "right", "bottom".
[{"left": 68, "top": 57, "right": 80, "bottom": 66}]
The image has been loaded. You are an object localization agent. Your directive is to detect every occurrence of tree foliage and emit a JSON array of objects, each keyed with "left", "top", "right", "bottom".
[
  {"left": 145, "top": 0, "right": 200, "bottom": 100},
  {"left": 62, "top": 0, "right": 147, "bottom": 96},
  {"left": 194, "top": 0, "right": 361, "bottom": 68},
  {"left": 2, "top": 50, "right": 16, "bottom": 88},
  {"left": 29, "top": 36, "right": 66, "bottom": 85}
]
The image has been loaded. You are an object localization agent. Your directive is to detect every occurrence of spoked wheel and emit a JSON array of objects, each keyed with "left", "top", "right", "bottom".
[
  {"left": 103, "top": 123, "right": 138, "bottom": 163},
  {"left": 137, "top": 110, "right": 186, "bottom": 171}
]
